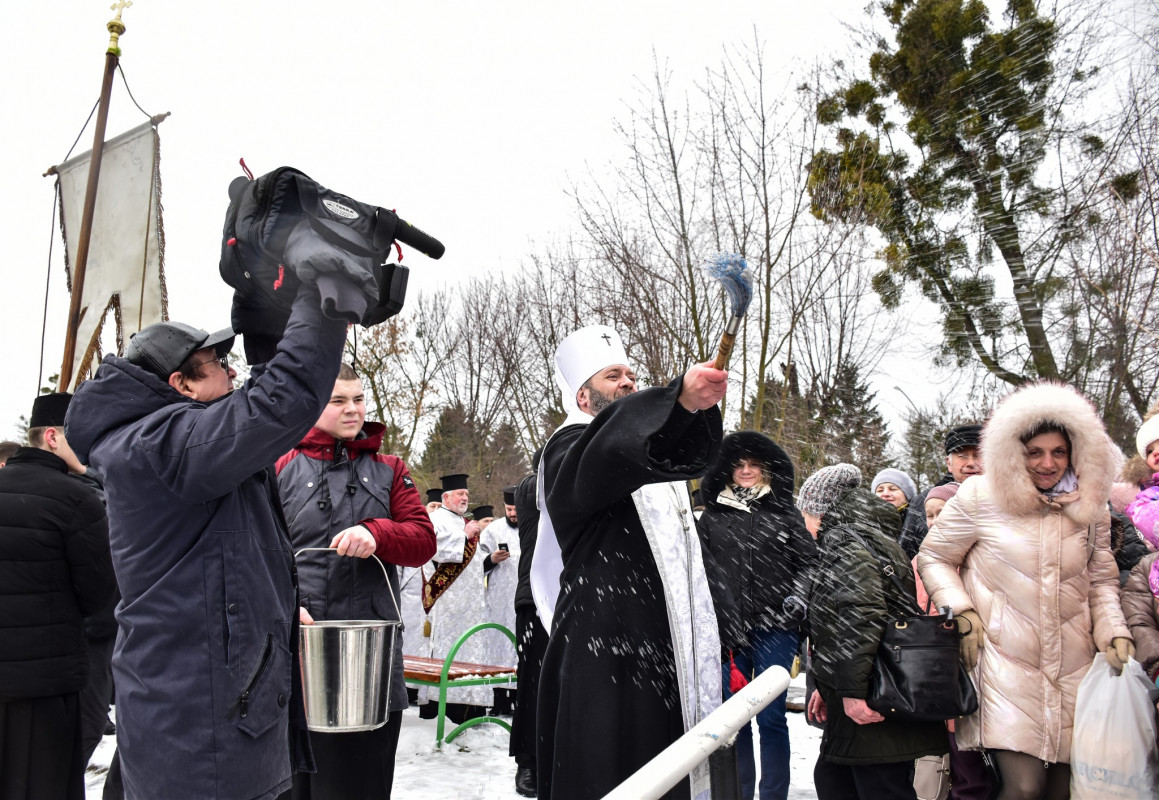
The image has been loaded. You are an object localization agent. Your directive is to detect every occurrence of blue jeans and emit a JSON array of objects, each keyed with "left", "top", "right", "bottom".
[{"left": 722, "top": 628, "right": 798, "bottom": 800}]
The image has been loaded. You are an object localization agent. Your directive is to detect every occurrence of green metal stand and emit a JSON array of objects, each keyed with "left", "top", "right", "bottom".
[{"left": 407, "top": 622, "right": 517, "bottom": 747}]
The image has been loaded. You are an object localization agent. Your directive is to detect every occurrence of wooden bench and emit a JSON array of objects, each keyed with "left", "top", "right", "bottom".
[{"left": 403, "top": 622, "right": 517, "bottom": 747}]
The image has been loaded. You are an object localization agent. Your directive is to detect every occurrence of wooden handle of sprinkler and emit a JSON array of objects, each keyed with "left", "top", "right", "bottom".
[{"left": 713, "top": 331, "right": 736, "bottom": 370}]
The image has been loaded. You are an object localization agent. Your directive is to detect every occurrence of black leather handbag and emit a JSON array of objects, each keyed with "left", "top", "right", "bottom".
[{"left": 845, "top": 529, "right": 980, "bottom": 722}]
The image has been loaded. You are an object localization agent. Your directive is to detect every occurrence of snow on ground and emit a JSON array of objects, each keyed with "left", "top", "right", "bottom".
[{"left": 86, "top": 676, "right": 821, "bottom": 799}]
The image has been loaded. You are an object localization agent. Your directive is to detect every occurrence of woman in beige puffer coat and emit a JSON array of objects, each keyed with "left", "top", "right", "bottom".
[{"left": 918, "top": 382, "right": 1133, "bottom": 800}]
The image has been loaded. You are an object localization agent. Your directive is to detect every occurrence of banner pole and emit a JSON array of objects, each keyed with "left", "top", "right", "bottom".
[{"left": 60, "top": 3, "right": 130, "bottom": 390}]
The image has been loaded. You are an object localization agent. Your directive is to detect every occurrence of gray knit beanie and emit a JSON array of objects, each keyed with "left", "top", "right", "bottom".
[
  {"left": 798, "top": 463, "right": 862, "bottom": 516},
  {"left": 871, "top": 468, "right": 917, "bottom": 502}
]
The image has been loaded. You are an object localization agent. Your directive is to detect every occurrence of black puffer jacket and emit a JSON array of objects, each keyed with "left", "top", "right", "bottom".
[
  {"left": 697, "top": 432, "right": 817, "bottom": 632},
  {"left": 0, "top": 447, "right": 116, "bottom": 698},
  {"left": 808, "top": 488, "right": 947, "bottom": 764},
  {"left": 1111, "top": 507, "right": 1149, "bottom": 586},
  {"left": 899, "top": 473, "right": 955, "bottom": 560}
]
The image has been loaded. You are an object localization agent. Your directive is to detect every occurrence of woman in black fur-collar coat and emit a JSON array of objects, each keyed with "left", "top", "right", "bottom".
[{"left": 697, "top": 431, "right": 818, "bottom": 800}]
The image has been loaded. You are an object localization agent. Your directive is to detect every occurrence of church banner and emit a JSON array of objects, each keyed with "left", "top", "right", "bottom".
[{"left": 56, "top": 121, "right": 167, "bottom": 387}]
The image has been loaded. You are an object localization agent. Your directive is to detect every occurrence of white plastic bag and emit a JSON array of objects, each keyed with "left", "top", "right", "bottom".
[
  {"left": 1071, "top": 654, "right": 1159, "bottom": 799},
  {"left": 913, "top": 753, "right": 950, "bottom": 800}
]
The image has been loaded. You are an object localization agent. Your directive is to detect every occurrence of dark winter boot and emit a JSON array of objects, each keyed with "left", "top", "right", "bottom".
[{"left": 515, "top": 765, "right": 537, "bottom": 797}]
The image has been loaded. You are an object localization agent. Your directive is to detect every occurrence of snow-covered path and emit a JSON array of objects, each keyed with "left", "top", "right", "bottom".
[{"left": 85, "top": 678, "right": 821, "bottom": 798}]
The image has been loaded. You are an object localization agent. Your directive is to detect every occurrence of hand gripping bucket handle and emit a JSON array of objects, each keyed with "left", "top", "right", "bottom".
[
  {"left": 294, "top": 547, "right": 403, "bottom": 620},
  {"left": 294, "top": 547, "right": 402, "bottom": 732}
]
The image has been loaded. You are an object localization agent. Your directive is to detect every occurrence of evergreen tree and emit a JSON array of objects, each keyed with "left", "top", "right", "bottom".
[
  {"left": 749, "top": 359, "right": 892, "bottom": 486},
  {"left": 415, "top": 402, "right": 482, "bottom": 495},
  {"left": 808, "top": 0, "right": 1062, "bottom": 384},
  {"left": 414, "top": 404, "right": 529, "bottom": 511}
]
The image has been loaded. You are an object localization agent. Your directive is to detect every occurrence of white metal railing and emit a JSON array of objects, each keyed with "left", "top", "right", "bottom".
[{"left": 602, "top": 665, "right": 792, "bottom": 800}]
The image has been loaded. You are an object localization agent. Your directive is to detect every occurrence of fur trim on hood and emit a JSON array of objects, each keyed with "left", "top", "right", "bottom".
[
  {"left": 981, "top": 381, "right": 1123, "bottom": 525},
  {"left": 702, "top": 431, "right": 795, "bottom": 507}
]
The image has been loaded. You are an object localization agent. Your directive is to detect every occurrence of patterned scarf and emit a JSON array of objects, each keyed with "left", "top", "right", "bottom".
[{"left": 729, "top": 483, "right": 767, "bottom": 507}]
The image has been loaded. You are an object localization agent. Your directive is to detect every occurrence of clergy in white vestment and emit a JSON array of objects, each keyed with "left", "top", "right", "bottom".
[
  {"left": 421, "top": 473, "right": 491, "bottom": 710},
  {"left": 399, "top": 488, "right": 444, "bottom": 660},
  {"left": 530, "top": 325, "right": 728, "bottom": 800},
  {"left": 477, "top": 489, "right": 521, "bottom": 670}
]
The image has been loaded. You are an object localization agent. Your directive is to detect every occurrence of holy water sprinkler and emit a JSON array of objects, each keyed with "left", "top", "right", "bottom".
[{"left": 703, "top": 253, "right": 753, "bottom": 370}]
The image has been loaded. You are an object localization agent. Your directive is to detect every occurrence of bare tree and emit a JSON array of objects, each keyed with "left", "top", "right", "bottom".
[{"left": 346, "top": 293, "right": 446, "bottom": 462}]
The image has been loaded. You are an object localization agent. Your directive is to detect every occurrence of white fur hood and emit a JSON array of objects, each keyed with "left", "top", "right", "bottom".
[{"left": 981, "top": 382, "right": 1123, "bottom": 525}]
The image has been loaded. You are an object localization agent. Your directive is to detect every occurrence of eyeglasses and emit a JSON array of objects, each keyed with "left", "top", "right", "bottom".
[{"left": 192, "top": 355, "right": 230, "bottom": 372}]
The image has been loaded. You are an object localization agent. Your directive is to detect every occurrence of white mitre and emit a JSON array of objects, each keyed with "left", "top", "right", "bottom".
[{"left": 553, "top": 324, "right": 631, "bottom": 417}]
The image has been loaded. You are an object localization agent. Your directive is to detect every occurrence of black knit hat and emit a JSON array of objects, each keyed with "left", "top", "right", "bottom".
[
  {"left": 440, "top": 473, "right": 469, "bottom": 492},
  {"left": 944, "top": 424, "right": 982, "bottom": 455},
  {"left": 30, "top": 392, "right": 72, "bottom": 427},
  {"left": 127, "top": 321, "right": 235, "bottom": 380}
]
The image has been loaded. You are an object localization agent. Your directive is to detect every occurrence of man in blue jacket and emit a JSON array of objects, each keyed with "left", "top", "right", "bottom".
[{"left": 66, "top": 282, "right": 346, "bottom": 800}]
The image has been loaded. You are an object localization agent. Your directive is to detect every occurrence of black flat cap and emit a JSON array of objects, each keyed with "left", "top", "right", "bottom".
[
  {"left": 30, "top": 392, "right": 72, "bottom": 428},
  {"left": 945, "top": 424, "right": 982, "bottom": 454},
  {"left": 127, "top": 322, "right": 235, "bottom": 380},
  {"left": 440, "top": 473, "right": 469, "bottom": 492}
]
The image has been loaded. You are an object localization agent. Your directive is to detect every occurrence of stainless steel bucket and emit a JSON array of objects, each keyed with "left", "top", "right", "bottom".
[{"left": 296, "top": 549, "right": 402, "bottom": 733}]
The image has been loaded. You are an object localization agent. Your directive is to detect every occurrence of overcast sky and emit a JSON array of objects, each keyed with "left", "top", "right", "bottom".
[{"left": 2, "top": 0, "right": 928, "bottom": 436}]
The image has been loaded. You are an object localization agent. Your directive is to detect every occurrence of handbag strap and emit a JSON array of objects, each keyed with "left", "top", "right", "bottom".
[{"left": 839, "top": 526, "right": 925, "bottom": 617}]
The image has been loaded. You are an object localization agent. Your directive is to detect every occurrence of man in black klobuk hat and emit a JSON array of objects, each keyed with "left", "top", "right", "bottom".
[
  {"left": 0, "top": 392, "right": 116, "bottom": 799},
  {"left": 472, "top": 504, "right": 495, "bottom": 528},
  {"left": 417, "top": 473, "right": 492, "bottom": 721},
  {"left": 898, "top": 423, "right": 985, "bottom": 560},
  {"left": 531, "top": 324, "right": 727, "bottom": 800}
]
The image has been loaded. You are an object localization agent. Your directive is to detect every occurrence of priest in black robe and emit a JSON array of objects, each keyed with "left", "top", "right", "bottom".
[{"left": 531, "top": 324, "right": 727, "bottom": 800}]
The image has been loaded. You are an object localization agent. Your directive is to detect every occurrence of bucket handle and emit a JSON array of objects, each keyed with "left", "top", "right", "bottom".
[{"left": 294, "top": 547, "right": 402, "bottom": 622}]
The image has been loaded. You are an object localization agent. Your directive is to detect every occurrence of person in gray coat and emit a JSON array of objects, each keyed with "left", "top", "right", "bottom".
[{"left": 66, "top": 282, "right": 347, "bottom": 800}]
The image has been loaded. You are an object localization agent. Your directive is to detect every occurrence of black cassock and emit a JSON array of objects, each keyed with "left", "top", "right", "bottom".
[{"left": 536, "top": 378, "right": 723, "bottom": 800}]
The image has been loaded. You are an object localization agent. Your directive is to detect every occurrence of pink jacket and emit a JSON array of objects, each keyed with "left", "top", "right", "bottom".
[
  {"left": 1125, "top": 480, "right": 1159, "bottom": 550},
  {"left": 917, "top": 383, "right": 1129, "bottom": 765}
]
